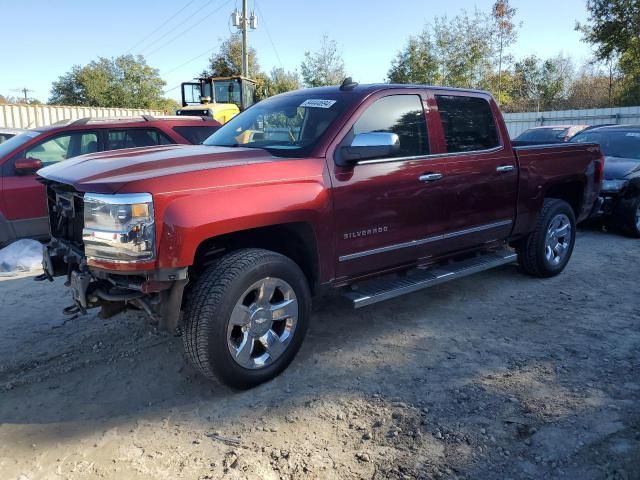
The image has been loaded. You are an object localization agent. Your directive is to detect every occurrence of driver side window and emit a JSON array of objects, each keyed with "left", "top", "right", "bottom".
[
  {"left": 25, "top": 132, "right": 98, "bottom": 166},
  {"left": 353, "top": 95, "right": 429, "bottom": 158}
]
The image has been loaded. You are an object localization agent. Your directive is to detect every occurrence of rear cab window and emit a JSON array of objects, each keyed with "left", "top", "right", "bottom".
[
  {"left": 172, "top": 125, "right": 220, "bottom": 144},
  {"left": 435, "top": 95, "right": 500, "bottom": 153},
  {"left": 106, "top": 128, "right": 173, "bottom": 150}
]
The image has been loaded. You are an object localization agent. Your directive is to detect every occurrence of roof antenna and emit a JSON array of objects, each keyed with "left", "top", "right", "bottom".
[{"left": 340, "top": 77, "right": 358, "bottom": 91}]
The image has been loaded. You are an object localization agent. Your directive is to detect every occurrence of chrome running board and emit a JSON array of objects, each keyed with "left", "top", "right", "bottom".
[{"left": 343, "top": 249, "right": 518, "bottom": 309}]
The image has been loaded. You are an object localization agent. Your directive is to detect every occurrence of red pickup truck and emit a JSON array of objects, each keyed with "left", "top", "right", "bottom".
[{"left": 38, "top": 81, "right": 603, "bottom": 388}]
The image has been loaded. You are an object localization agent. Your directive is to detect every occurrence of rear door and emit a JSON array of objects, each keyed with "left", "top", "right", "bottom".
[
  {"left": 105, "top": 128, "right": 174, "bottom": 150},
  {"left": 171, "top": 125, "right": 220, "bottom": 144},
  {"left": 430, "top": 93, "right": 518, "bottom": 251},
  {"left": 329, "top": 91, "right": 450, "bottom": 281}
]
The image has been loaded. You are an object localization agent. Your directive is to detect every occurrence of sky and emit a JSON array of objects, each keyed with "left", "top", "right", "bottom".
[{"left": 1, "top": 0, "right": 593, "bottom": 104}]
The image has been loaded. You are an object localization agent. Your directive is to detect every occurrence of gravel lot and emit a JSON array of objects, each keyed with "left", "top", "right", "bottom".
[{"left": 0, "top": 228, "right": 638, "bottom": 480}]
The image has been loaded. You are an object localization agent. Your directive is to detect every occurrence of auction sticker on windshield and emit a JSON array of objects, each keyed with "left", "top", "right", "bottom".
[{"left": 300, "top": 99, "right": 337, "bottom": 109}]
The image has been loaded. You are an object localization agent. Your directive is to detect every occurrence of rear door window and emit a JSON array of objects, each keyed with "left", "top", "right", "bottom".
[
  {"left": 352, "top": 94, "right": 429, "bottom": 158},
  {"left": 172, "top": 125, "right": 220, "bottom": 144},
  {"left": 435, "top": 95, "right": 500, "bottom": 153},
  {"left": 106, "top": 128, "right": 173, "bottom": 150}
]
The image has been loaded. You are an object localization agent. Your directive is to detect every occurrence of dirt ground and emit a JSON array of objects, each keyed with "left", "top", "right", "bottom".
[{"left": 0, "top": 228, "right": 638, "bottom": 480}]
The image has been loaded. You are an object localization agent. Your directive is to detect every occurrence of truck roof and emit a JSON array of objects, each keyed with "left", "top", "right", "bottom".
[{"left": 276, "top": 83, "right": 491, "bottom": 98}]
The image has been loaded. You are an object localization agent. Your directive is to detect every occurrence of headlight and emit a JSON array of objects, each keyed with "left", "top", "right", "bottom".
[
  {"left": 601, "top": 179, "right": 628, "bottom": 193},
  {"left": 82, "top": 193, "right": 155, "bottom": 262}
]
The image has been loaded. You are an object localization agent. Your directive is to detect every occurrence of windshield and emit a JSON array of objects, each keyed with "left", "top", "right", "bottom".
[
  {"left": 571, "top": 130, "right": 640, "bottom": 160},
  {"left": 0, "top": 130, "right": 41, "bottom": 159},
  {"left": 203, "top": 94, "right": 345, "bottom": 157},
  {"left": 515, "top": 127, "right": 569, "bottom": 143}
]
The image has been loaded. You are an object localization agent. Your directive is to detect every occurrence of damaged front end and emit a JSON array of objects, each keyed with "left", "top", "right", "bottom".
[{"left": 39, "top": 182, "right": 187, "bottom": 331}]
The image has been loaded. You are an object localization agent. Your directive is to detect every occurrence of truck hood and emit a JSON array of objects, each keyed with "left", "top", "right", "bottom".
[
  {"left": 604, "top": 156, "right": 640, "bottom": 180},
  {"left": 38, "top": 144, "right": 279, "bottom": 192}
]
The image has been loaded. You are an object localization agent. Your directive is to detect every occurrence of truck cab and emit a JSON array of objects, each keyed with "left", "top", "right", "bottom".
[{"left": 176, "top": 76, "right": 257, "bottom": 124}]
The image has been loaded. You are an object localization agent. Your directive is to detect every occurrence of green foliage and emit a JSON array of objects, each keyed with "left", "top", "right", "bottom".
[
  {"left": 300, "top": 35, "right": 346, "bottom": 87},
  {"left": 268, "top": 68, "right": 301, "bottom": 95},
  {"left": 202, "top": 33, "right": 260, "bottom": 78},
  {"left": 508, "top": 55, "right": 575, "bottom": 112},
  {"left": 387, "top": 10, "right": 495, "bottom": 89},
  {"left": 254, "top": 68, "right": 301, "bottom": 100},
  {"left": 49, "top": 55, "right": 171, "bottom": 110},
  {"left": 578, "top": 0, "right": 640, "bottom": 104},
  {"left": 388, "top": 35, "right": 439, "bottom": 84},
  {"left": 492, "top": 0, "right": 519, "bottom": 102}
]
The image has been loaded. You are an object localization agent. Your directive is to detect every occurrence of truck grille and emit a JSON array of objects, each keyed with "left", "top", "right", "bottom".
[{"left": 47, "top": 183, "right": 85, "bottom": 250}]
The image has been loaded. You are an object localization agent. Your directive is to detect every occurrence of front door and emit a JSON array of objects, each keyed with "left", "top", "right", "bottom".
[
  {"left": 1, "top": 130, "right": 99, "bottom": 237},
  {"left": 329, "top": 92, "right": 449, "bottom": 281}
]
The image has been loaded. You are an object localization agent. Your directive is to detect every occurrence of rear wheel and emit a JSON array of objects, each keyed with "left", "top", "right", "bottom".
[
  {"left": 182, "top": 248, "right": 311, "bottom": 389},
  {"left": 517, "top": 199, "right": 576, "bottom": 278}
]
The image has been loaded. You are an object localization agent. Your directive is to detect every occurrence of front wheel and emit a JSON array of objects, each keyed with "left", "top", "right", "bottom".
[
  {"left": 182, "top": 249, "right": 311, "bottom": 389},
  {"left": 613, "top": 194, "right": 640, "bottom": 238},
  {"left": 517, "top": 199, "right": 576, "bottom": 278}
]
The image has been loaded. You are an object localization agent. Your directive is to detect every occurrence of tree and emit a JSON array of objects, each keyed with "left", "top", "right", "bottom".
[
  {"left": 202, "top": 33, "right": 260, "bottom": 78},
  {"left": 577, "top": 0, "right": 640, "bottom": 104},
  {"left": 300, "top": 35, "right": 346, "bottom": 87},
  {"left": 388, "top": 34, "right": 439, "bottom": 84},
  {"left": 492, "top": 0, "right": 518, "bottom": 103},
  {"left": 49, "top": 55, "right": 171, "bottom": 110},
  {"left": 566, "top": 62, "right": 619, "bottom": 109},
  {"left": 387, "top": 10, "right": 495, "bottom": 89},
  {"left": 268, "top": 67, "right": 301, "bottom": 94},
  {"left": 509, "top": 55, "right": 575, "bottom": 112}
]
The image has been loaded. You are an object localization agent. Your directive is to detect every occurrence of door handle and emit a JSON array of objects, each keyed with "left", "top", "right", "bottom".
[
  {"left": 496, "top": 165, "right": 515, "bottom": 173},
  {"left": 419, "top": 173, "right": 444, "bottom": 182}
]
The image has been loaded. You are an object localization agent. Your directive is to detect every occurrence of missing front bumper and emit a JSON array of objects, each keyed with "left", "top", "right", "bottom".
[{"left": 40, "top": 239, "right": 188, "bottom": 331}]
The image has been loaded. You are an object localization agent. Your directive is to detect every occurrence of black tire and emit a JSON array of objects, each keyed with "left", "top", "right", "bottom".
[
  {"left": 613, "top": 194, "right": 640, "bottom": 238},
  {"left": 182, "top": 248, "right": 311, "bottom": 389},
  {"left": 517, "top": 199, "right": 576, "bottom": 278}
]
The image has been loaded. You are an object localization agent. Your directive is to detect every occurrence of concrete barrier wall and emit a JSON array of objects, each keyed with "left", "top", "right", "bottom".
[
  {"left": 504, "top": 106, "right": 640, "bottom": 138},
  {"left": 0, "top": 104, "right": 165, "bottom": 129}
]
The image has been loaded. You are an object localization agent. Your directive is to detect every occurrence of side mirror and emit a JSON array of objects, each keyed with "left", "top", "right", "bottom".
[
  {"left": 340, "top": 132, "right": 400, "bottom": 163},
  {"left": 15, "top": 158, "right": 43, "bottom": 174}
]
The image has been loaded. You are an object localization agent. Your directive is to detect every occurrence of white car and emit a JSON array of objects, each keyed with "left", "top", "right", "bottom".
[{"left": 0, "top": 128, "right": 26, "bottom": 144}]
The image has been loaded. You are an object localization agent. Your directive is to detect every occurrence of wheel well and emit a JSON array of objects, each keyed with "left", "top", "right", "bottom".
[
  {"left": 192, "top": 223, "right": 319, "bottom": 291},
  {"left": 546, "top": 182, "right": 583, "bottom": 217}
]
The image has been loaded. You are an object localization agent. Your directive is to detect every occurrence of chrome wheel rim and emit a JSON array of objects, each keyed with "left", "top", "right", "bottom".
[
  {"left": 635, "top": 204, "right": 640, "bottom": 230},
  {"left": 545, "top": 213, "right": 572, "bottom": 266},
  {"left": 226, "top": 277, "right": 298, "bottom": 369}
]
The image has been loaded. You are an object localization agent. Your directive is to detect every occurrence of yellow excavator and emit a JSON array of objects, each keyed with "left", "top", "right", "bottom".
[{"left": 176, "top": 76, "right": 257, "bottom": 124}]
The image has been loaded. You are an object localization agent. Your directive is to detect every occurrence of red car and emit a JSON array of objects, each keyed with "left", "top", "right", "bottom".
[
  {"left": 40, "top": 82, "right": 602, "bottom": 388},
  {"left": 0, "top": 116, "right": 220, "bottom": 246}
]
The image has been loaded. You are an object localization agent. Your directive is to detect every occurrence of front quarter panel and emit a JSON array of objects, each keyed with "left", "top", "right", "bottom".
[{"left": 137, "top": 158, "right": 334, "bottom": 281}]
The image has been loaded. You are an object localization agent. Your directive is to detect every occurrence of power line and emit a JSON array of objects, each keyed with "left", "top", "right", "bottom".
[
  {"left": 139, "top": 0, "right": 215, "bottom": 56},
  {"left": 128, "top": 0, "right": 200, "bottom": 54},
  {"left": 162, "top": 45, "right": 218, "bottom": 76},
  {"left": 255, "top": 0, "right": 283, "bottom": 70},
  {"left": 145, "top": 0, "right": 234, "bottom": 58},
  {"left": 163, "top": 84, "right": 182, "bottom": 94}
]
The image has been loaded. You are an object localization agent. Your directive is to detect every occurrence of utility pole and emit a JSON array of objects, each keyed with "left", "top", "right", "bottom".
[
  {"left": 12, "top": 87, "right": 33, "bottom": 103},
  {"left": 241, "top": 0, "right": 248, "bottom": 77},
  {"left": 231, "top": 2, "right": 257, "bottom": 77}
]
